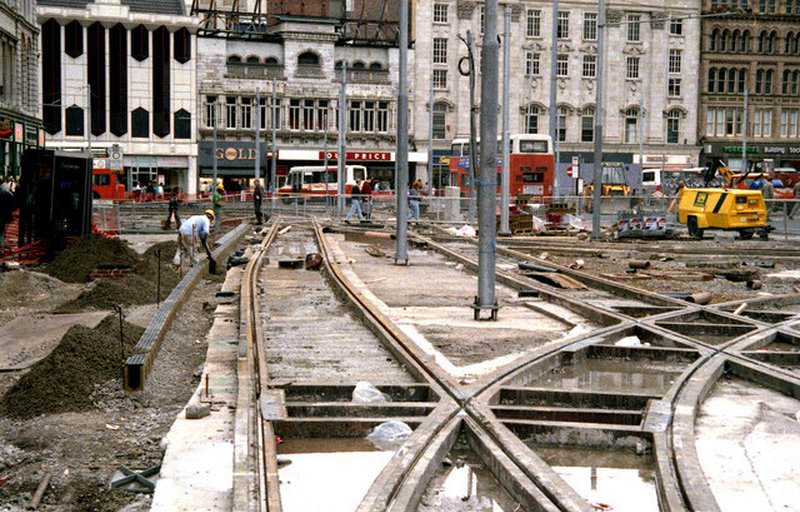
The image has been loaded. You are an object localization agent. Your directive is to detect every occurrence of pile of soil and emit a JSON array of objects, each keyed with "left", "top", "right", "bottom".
[
  {"left": 0, "top": 270, "right": 79, "bottom": 310},
  {"left": 50, "top": 239, "right": 181, "bottom": 313},
  {"left": 0, "top": 315, "right": 144, "bottom": 418},
  {"left": 44, "top": 237, "right": 139, "bottom": 283}
]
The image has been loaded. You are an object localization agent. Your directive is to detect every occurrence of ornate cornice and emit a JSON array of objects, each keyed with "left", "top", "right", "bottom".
[{"left": 457, "top": 0, "right": 477, "bottom": 20}]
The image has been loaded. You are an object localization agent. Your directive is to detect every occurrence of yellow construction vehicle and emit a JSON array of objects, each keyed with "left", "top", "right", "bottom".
[
  {"left": 584, "top": 162, "right": 632, "bottom": 213},
  {"left": 678, "top": 187, "right": 770, "bottom": 240}
]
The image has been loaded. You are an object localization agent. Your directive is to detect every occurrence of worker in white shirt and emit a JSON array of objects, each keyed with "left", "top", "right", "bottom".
[{"left": 173, "top": 209, "right": 215, "bottom": 266}]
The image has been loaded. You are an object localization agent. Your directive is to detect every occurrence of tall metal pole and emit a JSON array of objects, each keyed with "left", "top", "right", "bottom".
[
  {"left": 549, "top": 0, "right": 560, "bottom": 199},
  {"left": 500, "top": 3, "right": 511, "bottom": 236},
  {"left": 338, "top": 62, "right": 348, "bottom": 217},
  {"left": 477, "top": 0, "right": 499, "bottom": 319},
  {"left": 395, "top": 0, "right": 409, "bottom": 263},
  {"left": 271, "top": 79, "right": 277, "bottom": 194},
  {"left": 427, "top": 66, "right": 434, "bottom": 192},
  {"left": 255, "top": 87, "right": 261, "bottom": 181},
  {"left": 591, "top": 0, "right": 605, "bottom": 240},
  {"left": 742, "top": 85, "right": 748, "bottom": 173},
  {"left": 212, "top": 101, "right": 218, "bottom": 191},
  {"left": 467, "top": 31, "right": 478, "bottom": 224},
  {"left": 84, "top": 85, "right": 93, "bottom": 238}
]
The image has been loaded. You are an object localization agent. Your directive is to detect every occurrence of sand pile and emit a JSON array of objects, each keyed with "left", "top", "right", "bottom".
[{"left": 0, "top": 270, "right": 79, "bottom": 310}]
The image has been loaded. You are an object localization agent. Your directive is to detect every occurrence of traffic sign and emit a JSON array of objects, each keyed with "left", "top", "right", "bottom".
[{"left": 566, "top": 166, "right": 573, "bottom": 178}]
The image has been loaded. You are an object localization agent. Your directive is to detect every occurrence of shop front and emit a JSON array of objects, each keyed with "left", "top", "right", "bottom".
[
  {"left": 123, "top": 155, "right": 192, "bottom": 194},
  {"left": 702, "top": 142, "right": 800, "bottom": 171},
  {"left": 0, "top": 110, "right": 44, "bottom": 178}
]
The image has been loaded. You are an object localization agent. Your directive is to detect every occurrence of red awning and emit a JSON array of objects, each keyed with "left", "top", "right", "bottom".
[{"left": 0, "top": 128, "right": 12, "bottom": 138}]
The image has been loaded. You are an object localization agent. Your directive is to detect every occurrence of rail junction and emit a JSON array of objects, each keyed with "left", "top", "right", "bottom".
[{"left": 150, "top": 215, "right": 800, "bottom": 512}]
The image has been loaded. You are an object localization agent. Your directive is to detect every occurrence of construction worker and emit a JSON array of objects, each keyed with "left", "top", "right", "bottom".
[
  {"left": 212, "top": 184, "right": 225, "bottom": 230},
  {"left": 173, "top": 209, "right": 214, "bottom": 266}
]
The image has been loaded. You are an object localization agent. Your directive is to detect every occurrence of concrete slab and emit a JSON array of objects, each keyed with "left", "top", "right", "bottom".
[{"left": 0, "top": 311, "right": 109, "bottom": 369}]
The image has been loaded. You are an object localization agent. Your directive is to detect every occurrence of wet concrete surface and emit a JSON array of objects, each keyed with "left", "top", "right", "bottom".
[
  {"left": 529, "top": 358, "right": 686, "bottom": 395},
  {"left": 417, "top": 434, "right": 520, "bottom": 512},
  {"left": 277, "top": 438, "right": 395, "bottom": 512},
  {"left": 695, "top": 377, "right": 800, "bottom": 512},
  {"left": 262, "top": 228, "right": 414, "bottom": 383},
  {"left": 531, "top": 445, "right": 658, "bottom": 512}
]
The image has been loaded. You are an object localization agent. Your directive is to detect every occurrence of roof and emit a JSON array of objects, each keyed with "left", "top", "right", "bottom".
[{"left": 38, "top": 0, "right": 185, "bottom": 16}]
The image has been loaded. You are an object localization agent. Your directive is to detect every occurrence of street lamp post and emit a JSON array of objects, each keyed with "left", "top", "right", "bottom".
[
  {"left": 591, "top": 0, "right": 606, "bottom": 240},
  {"left": 395, "top": 0, "right": 409, "bottom": 264}
]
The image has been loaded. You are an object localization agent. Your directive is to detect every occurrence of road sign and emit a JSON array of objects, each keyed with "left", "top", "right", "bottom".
[
  {"left": 566, "top": 166, "right": 573, "bottom": 178},
  {"left": 108, "top": 144, "right": 123, "bottom": 171}
]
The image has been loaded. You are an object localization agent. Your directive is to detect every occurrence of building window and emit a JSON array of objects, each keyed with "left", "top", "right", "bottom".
[
  {"left": 705, "top": 107, "right": 744, "bottom": 137},
  {"left": 728, "top": 69, "right": 736, "bottom": 93},
  {"left": 765, "top": 69, "right": 774, "bottom": 94},
  {"left": 557, "top": 11, "right": 570, "bottom": 40},
  {"left": 581, "top": 108, "right": 594, "bottom": 142},
  {"left": 271, "top": 98, "right": 281, "bottom": 130},
  {"left": 302, "top": 99, "right": 315, "bottom": 130},
  {"left": 432, "top": 101, "right": 447, "bottom": 139},
  {"left": 349, "top": 100, "right": 362, "bottom": 131},
  {"left": 298, "top": 51, "right": 319, "bottom": 66},
  {"left": 780, "top": 110, "right": 799, "bottom": 138},
  {"left": 433, "top": 69, "right": 447, "bottom": 89},
  {"left": 525, "top": 104, "right": 540, "bottom": 134},
  {"left": 174, "top": 109, "right": 191, "bottom": 139},
  {"left": 557, "top": 106, "right": 568, "bottom": 142},
  {"left": 738, "top": 69, "right": 747, "bottom": 93},
  {"left": 174, "top": 28, "right": 191, "bottom": 64},
  {"left": 65, "top": 21, "right": 83, "bottom": 58},
  {"left": 526, "top": 52, "right": 540, "bottom": 77},
  {"left": 624, "top": 108, "right": 638, "bottom": 143},
  {"left": 132, "top": 25, "right": 148, "bottom": 61},
  {"left": 316, "top": 100, "right": 328, "bottom": 131},
  {"left": 226, "top": 97, "right": 237, "bottom": 128},
  {"left": 583, "top": 12, "right": 597, "bottom": 41},
  {"left": 65, "top": 105, "right": 84, "bottom": 136},
  {"left": 480, "top": 5, "right": 485, "bottom": 34},
  {"left": 433, "top": 38, "right": 448, "bottom": 64},
  {"left": 666, "top": 111, "right": 680, "bottom": 144},
  {"left": 627, "top": 14, "right": 641, "bottom": 42},
  {"left": 378, "top": 101, "right": 389, "bottom": 132},
  {"left": 668, "top": 49, "right": 681, "bottom": 74},
  {"left": 241, "top": 97, "right": 252, "bottom": 129},
  {"left": 363, "top": 101, "right": 375, "bottom": 132},
  {"left": 259, "top": 97, "right": 267, "bottom": 130},
  {"left": 289, "top": 99, "right": 300, "bottom": 130},
  {"left": 131, "top": 107, "right": 149, "bottom": 138},
  {"left": 669, "top": 17, "right": 683, "bottom": 36},
  {"left": 626, "top": 57, "right": 640, "bottom": 79},
  {"left": 582, "top": 54, "right": 596, "bottom": 78},
  {"left": 668, "top": 78, "right": 682, "bottom": 97},
  {"left": 557, "top": 54, "right": 569, "bottom": 77},
  {"left": 205, "top": 96, "right": 217, "bottom": 128},
  {"left": 527, "top": 9, "right": 541, "bottom": 37},
  {"left": 753, "top": 109, "right": 773, "bottom": 137},
  {"left": 433, "top": 3, "right": 448, "bottom": 23}
]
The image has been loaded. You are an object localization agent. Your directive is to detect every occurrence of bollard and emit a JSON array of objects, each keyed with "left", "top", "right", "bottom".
[{"left": 785, "top": 202, "right": 789, "bottom": 241}]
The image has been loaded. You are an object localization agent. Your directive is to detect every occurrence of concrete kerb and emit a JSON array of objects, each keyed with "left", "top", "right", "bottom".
[{"left": 124, "top": 223, "right": 250, "bottom": 392}]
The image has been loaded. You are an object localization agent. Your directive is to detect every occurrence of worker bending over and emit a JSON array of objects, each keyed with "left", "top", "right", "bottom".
[{"left": 173, "top": 209, "right": 215, "bottom": 266}]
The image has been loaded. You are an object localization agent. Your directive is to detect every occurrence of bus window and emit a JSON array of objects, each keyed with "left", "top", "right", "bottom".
[
  {"left": 93, "top": 174, "right": 110, "bottom": 186},
  {"left": 519, "top": 140, "right": 549, "bottom": 153},
  {"left": 451, "top": 143, "right": 462, "bottom": 156},
  {"left": 522, "top": 171, "right": 544, "bottom": 183},
  {"left": 353, "top": 167, "right": 366, "bottom": 181}
]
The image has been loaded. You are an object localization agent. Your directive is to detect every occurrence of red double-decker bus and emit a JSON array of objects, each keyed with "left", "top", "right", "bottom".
[{"left": 447, "top": 134, "right": 555, "bottom": 201}]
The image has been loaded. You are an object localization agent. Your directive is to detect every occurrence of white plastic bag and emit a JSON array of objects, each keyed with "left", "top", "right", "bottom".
[
  {"left": 614, "top": 336, "right": 642, "bottom": 347},
  {"left": 352, "top": 381, "right": 388, "bottom": 404},
  {"left": 366, "top": 420, "right": 412, "bottom": 450},
  {"left": 531, "top": 216, "right": 546, "bottom": 233}
]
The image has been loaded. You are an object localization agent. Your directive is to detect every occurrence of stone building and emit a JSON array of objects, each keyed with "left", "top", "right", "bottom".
[
  {"left": 194, "top": 1, "right": 424, "bottom": 191},
  {"left": 37, "top": 0, "right": 199, "bottom": 193},
  {"left": 699, "top": 0, "right": 800, "bottom": 171},
  {"left": 413, "top": 0, "right": 702, "bottom": 192},
  {"left": 0, "top": 0, "right": 42, "bottom": 177}
]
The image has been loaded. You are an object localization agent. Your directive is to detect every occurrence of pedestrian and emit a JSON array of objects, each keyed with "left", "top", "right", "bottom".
[
  {"left": 0, "top": 185, "right": 14, "bottom": 249},
  {"left": 345, "top": 180, "right": 364, "bottom": 223},
  {"left": 360, "top": 178, "right": 373, "bottom": 221},
  {"left": 790, "top": 180, "right": 800, "bottom": 219},
  {"left": 172, "top": 209, "right": 215, "bottom": 267},
  {"left": 0, "top": 178, "right": 10, "bottom": 193},
  {"left": 761, "top": 177, "right": 774, "bottom": 213},
  {"left": 164, "top": 187, "right": 181, "bottom": 229},
  {"left": 212, "top": 184, "right": 225, "bottom": 230},
  {"left": 408, "top": 181, "right": 421, "bottom": 221},
  {"left": 253, "top": 180, "right": 264, "bottom": 224}
]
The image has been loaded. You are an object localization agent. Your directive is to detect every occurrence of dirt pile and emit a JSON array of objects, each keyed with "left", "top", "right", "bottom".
[
  {"left": 44, "top": 237, "right": 139, "bottom": 283},
  {"left": 0, "top": 315, "right": 144, "bottom": 418},
  {"left": 0, "top": 270, "right": 79, "bottom": 309}
]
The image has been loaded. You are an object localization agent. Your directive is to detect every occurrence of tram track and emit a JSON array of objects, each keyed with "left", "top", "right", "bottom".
[{"left": 236, "top": 220, "right": 800, "bottom": 512}]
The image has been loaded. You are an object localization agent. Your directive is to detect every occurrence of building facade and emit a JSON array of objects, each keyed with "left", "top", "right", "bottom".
[
  {"left": 37, "top": 0, "right": 199, "bottom": 193},
  {"left": 700, "top": 0, "right": 800, "bottom": 171},
  {"left": 195, "top": 1, "right": 424, "bottom": 192},
  {"left": 413, "top": 0, "right": 702, "bottom": 192},
  {"left": 0, "top": 0, "right": 42, "bottom": 177}
]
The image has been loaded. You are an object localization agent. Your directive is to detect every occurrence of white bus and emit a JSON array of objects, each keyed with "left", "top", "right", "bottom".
[{"left": 277, "top": 165, "right": 373, "bottom": 196}]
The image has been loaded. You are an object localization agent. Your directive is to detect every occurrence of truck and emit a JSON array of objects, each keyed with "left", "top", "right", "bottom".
[{"left": 92, "top": 165, "right": 126, "bottom": 200}]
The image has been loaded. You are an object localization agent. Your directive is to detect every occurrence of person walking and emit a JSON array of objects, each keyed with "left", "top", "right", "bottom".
[
  {"left": 253, "top": 180, "right": 264, "bottom": 224},
  {"left": 761, "top": 177, "right": 775, "bottom": 216},
  {"left": 164, "top": 187, "right": 181, "bottom": 230},
  {"left": 360, "top": 178, "right": 373, "bottom": 221},
  {"left": 408, "top": 181, "right": 421, "bottom": 222},
  {"left": 172, "top": 209, "right": 215, "bottom": 266},
  {"left": 790, "top": 180, "right": 800, "bottom": 219},
  {"left": 212, "top": 184, "right": 225, "bottom": 230},
  {"left": 0, "top": 185, "right": 14, "bottom": 250},
  {"left": 345, "top": 180, "right": 364, "bottom": 223}
]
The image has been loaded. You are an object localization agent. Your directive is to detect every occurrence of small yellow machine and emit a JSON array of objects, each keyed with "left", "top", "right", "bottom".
[
  {"left": 584, "top": 162, "right": 632, "bottom": 212},
  {"left": 678, "top": 188, "right": 770, "bottom": 240}
]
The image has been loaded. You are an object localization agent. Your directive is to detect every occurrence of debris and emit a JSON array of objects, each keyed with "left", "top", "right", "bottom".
[
  {"left": 614, "top": 336, "right": 643, "bottom": 347},
  {"left": 628, "top": 260, "right": 651, "bottom": 270},
  {"left": 304, "top": 253, "right": 323, "bottom": 270},
  {"left": 2, "top": 261, "right": 20, "bottom": 271},
  {"left": 569, "top": 259, "right": 585, "bottom": 270},
  {"left": 365, "top": 245, "right": 386, "bottom": 258},
  {"left": 564, "top": 214, "right": 590, "bottom": 232},
  {"left": 576, "top": 232, "right": 590, "bottom": 241},
  {"left": 524, "top": 272, "right": 587, "bottom": 290},
  {"left": 767, "top": 270, "right": 800, "bottom": 281},
  {"left": 751, "top": 260, "right": 775, "bottom": 269},
  {"left": 278, "top": 258, "right": 304, "bottom": 269},
  {"left": 687, "top": 292, "right": 713, "bottom": 305},
  {"left": 446, "top": 225, "right": 476, "bottom": 237},
  {"left": 29, "top": 473, "right": 51, "bottom": 510},
  {"left": 715, "top": 268, "right": 760, "bottom": 283},
  {"left": 686, "top": 261, "right": 739, "bottom": 269},
  {"left": 226, "top": 254, "right": 250, "bottom": 268},
  {"left": 278, "top": 226, "right": 292, "bottom": 235},
  {"left": 539, "top": 252, "right": 549, "bottom": 260},
  {"left": 747, "top": 279, "right": 763, "bottom": 290},
  {"left": 659, "top": 256, "right": 674, "bottom": 262},
  {"left": 366, "top": 420, "right": 412, "bottom": 450},
  {"left": 733, "top": 303, "right": 748, "bottom": 316},
  {"left": 352, "top": 381, "right": 389, "bottom": 404},
  {"left": 105, "top": 424, "right": 120, "bottom": 430},
  {"left": 186, "top": 403, "right": 210, "bottom": 419},
  {"left": 455, "top": 263, "right": 464, "bottom": 271},
  {"left": 518, "top": 262, "right": 557, "bottom": 273}
]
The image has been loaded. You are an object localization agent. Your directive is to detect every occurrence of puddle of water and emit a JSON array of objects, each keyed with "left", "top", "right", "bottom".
[
  {"left": 532, "top": 446, "right": 658, "bottom": 512},
  {"left": 418, "top": 436, "right": 519, "bottom": 512},
  {"left": 531, "top": 358, "right": 685, "bottom": 395},
  {"left": 278, "top": 438, "right": 395, "bottom": 512}
]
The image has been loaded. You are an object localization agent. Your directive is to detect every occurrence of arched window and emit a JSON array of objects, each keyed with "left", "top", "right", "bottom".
[
  {"left": 784, "top": 69, "right": 792, "bottom": 94},
  {"left": 741, "top": 30, "right": 750, "bottom": 52},
  {"left": 246, "top": 56, "right": 260, "bottom": 64},
  {"left": 756, "top": 69, "right": 765, "bottom": 94},
  {"left": 708, "top": 67, "right": 717, "bottom": 93},
  {"left": 759, "top": 30, "right": 768, "bottom": 52},
  {"left": 739, "top": 69, "right": 747, "bottom": 94},
  {"left": 351, "top": 61, "right": 366, "bottom": 69},
  {"left": 265, "top": 57, "right": 279, "bottom": 65},
  {"left": 710, "top": 28, "right": 720, "bottom": 51},
  {"left": 369, "top": 62, "right": 383, "bottom": 70},
  {"left": 581, "top": 107, "right": 595, "bottom": 142},
  {"left": 557, "top": 106, "right": 569, "bottom": 142},
  {"left": 666, "top": 110, "right": 681, "bottom": 144},
  {"left": 794, "top": 70, "right": 800, "bottom": 95},
  {"left": 718, "top": 68, "right": 727, "bottom": 93},
  {"left": 334, "top": 60, "right": 344, "bottom": 69},
  {"left": 298, "top": 51, "right": 320, "bottom": 66},
  {"left": 786, "top": 32, "right": 795, "bottom": 54},
  {"left": 768, "top": 31, "right": 777, "bottom": 53},
  {"left": 728, "top": 68, "right": 736, "bottom": 93},
  {"left": 525, "top": 104, "right": 540, "bottom": 134},
  {"left": 432, "top": 101, "right": 447, "bottom": 139},
  {"left": 721, "top": 30, "right": 730, "bottom": 52},
  {"left": 227, "top": 55, "right": 242, "bottom": 64},
  {"left": 624, "top": 107, "right": 639, "bottom": 143},
  {"left": 732, "top": 30, "right": 740, "bottom": 52}
]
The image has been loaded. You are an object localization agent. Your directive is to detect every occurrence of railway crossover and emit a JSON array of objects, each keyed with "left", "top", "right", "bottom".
[{"left": 234, "top": 219, "right": 800, "bottom": 512}]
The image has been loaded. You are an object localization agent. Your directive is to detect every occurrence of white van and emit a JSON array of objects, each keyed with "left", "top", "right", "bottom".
[{"left": 642, "top": 168, "right": 710, "bottom": 195}]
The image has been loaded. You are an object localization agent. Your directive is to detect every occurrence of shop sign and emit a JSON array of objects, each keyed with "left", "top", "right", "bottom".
[
  {"left": 721, "top": 145, "right": 759, "bottom": 154},
  {"left": 319, "top": 151, "right": 391, "bottom": 161},
  {"left": 14, "top": 122, "right": 23, "bottom": 143}
]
